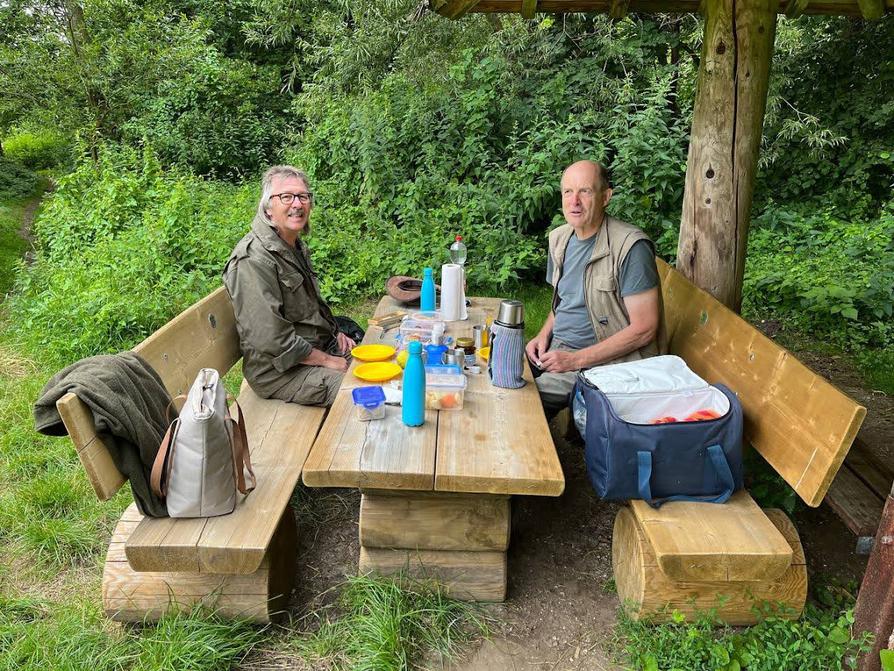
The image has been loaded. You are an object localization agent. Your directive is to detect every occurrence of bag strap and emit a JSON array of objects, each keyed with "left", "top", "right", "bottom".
[
  {"left": 165, "top": 394, "right": 187, "bottom": 424},
  {"left": 150, "top": 418, "right": 180, "bottom": 499},
  {"left": 228, "top": 399, "right": 256, "bottom": 496},
  {"left": 636, "top": 445, "right": 735, "bottom": 509}
]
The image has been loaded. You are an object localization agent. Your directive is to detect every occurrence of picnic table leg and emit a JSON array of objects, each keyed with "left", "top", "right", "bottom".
[
  {"left": 854, "top": 486, "right": 894, "bottom": 671},
  {"left": 357, "top": 490, "right": 510, "bottom": 601}
]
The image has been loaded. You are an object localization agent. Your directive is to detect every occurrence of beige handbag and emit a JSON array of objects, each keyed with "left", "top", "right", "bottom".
[{"left": 150, "top": 368, "right": 256, "bottom": 518}]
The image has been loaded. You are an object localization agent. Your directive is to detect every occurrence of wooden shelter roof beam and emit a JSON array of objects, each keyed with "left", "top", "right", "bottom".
[
  {"left": 439, "top": 0, "right": 484, "bottom": 18},
  {"left": 441, "top": 0, "right": 890, "bottom": 18},
  {"left": 857, "top": 0, "right": 885, "bottom": 18},
  {"left": 785, "top": 0, "right": 810, "bottom": 17}
]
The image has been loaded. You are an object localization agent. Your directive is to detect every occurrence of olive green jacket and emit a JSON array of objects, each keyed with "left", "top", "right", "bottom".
[{"left": 223, "top": 215, "right": 339, "bottom": 398}]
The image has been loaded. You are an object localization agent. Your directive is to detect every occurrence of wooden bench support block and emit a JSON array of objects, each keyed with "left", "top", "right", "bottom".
[
  {"left": 613, "top": 507, "right": 807, "bottom": 625},
  {"left": 631, "top": 491, "right": 792, "bottom": 582},
  {"left": 359, "top": 546, "right": 507, "bottom": 602},
  {"left": 360, "top": 491, "right": 510, "bottom": 552},
  {"left": 103, "top": 504, "right": 297, "bottom": 624}
]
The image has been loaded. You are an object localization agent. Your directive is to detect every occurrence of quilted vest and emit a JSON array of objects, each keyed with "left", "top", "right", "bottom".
[{"left": 548, "top": 216, "right": 665, "bottom": 364}]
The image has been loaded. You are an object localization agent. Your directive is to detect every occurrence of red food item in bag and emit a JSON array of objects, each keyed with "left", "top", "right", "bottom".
[
  {"left": 651, "top": 416, "right": 678, "bottom": 424},
  {"left": 684, "top": 409, "right": 721, "bottom": 422}
]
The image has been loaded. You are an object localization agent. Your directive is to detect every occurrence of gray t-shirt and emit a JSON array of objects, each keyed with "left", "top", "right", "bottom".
[{"left": 546, "top": 237, "right": 658, "bottom": 349}]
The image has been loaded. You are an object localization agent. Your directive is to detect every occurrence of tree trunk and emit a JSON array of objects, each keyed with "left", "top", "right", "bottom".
[
  {"left": 854, "top": 486, "right": 894, "bottom": 671},
  {"left": 676, "top": 0, "right": 776, "bottom": 311}
]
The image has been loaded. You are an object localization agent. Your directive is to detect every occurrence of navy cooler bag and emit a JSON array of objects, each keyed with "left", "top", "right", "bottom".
[{"left": 572, "top": 355, "right": 744, "bottom": 507}]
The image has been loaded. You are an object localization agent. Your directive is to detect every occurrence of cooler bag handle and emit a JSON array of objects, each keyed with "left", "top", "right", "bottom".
[{"left": 636, "top": 444, "right": 735, "bottom": 508}]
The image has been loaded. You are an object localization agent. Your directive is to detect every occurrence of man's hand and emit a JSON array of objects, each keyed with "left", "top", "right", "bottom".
[
  {"left": 538, "top": 348, "right": 581, "bottom": 373},
  {"left": 525, "top": 333, "right": 550, "bottom": 366},
  {"left": 325, "top": 354, "right": 350, "bottom": 372},
  {"left": 336, "top": 332, "right": 356, "bottom": 354}
]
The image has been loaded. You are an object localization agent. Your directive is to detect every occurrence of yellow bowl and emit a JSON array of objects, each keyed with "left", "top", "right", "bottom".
[
  {"left": 351, "top": 344, "right": 396, "bottom": 362},
  {"left": 396, "top": 350, "right": 410, "bottom": 368},
  {"left": 478, "top": 346, "right": 490, "bottom": 364},
  {"left": 353, "top": 362, "right": 402, "bottom": 383}
]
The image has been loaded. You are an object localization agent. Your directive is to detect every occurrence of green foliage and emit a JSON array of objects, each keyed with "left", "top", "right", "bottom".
[
  {"left": 745, "top": 449, "right": 798, "bottom": 516},
  {"left": 0, "top": 597, "right": 262, "bottom": 671},
  {"left": 2, "top": 130, "right": 70, "bottom": 170},
  {"left": 8, "top": 146, "right": 255, "bottom": 366},
  {"left": 0, "top": 158, "right": 41, "bottom": 201},
  {"left": 293, "top": 574, "right": 490, "bottom": 670},
  {"left": 616, "top": 601, "right": 872, "bottom": 671},
  {"left": 743, "top": 204, "right": 894, "bottom": 348},
  {"left": 291, "top": 16, "right": 692, "bottom": 300}
]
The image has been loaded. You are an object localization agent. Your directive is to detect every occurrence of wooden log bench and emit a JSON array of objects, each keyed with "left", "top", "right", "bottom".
[
  {"left": 56, "top": 287, "right": 325, "bottom": 623},
  {"left": 611, "top": 260, "right": 866, "bottom": 624}
]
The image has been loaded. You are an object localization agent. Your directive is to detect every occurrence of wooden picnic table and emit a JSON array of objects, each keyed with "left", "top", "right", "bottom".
[{"left": 302, "top": 296, "right": 565, "bottom": 600}]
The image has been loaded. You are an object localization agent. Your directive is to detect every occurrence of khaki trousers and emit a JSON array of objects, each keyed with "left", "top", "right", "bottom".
[{"left": 533, "top": 339, "right": 580, "bottom": 416}]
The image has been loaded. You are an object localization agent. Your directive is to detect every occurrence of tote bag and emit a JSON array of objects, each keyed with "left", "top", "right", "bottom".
[{"left": 150, "top": 368, "right": 256, "bottom": 518}]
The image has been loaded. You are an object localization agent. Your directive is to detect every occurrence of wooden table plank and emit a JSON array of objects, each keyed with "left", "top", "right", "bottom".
[
  {"left": 302, "top": 296, "right": 565, "bottom": 497},
  {"left": 303, "top": 389, "right": 437, "bottom": 490},
  {"left": 436, "top": 387, "right": 564, "bottom": 495}
]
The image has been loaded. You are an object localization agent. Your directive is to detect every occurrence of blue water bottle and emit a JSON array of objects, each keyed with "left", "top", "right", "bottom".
[
  {"left": 420, "top": 267, "right": 436, "bottom": 312},
  {"left": 402, "top": 341, "right": 426, "bottom": 427}
]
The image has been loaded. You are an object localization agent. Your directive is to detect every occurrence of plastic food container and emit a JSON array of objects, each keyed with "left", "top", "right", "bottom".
[
  {"left": 399, "top": 316, "right": 447, "bottom": 349},
  {"left": 424, "top": 369, "right": 467, "bottom": 410},
  {"left": 351, "top": 385, "right": 386, "bottom": 421}
]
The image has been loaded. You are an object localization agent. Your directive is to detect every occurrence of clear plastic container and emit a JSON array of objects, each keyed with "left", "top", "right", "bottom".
[
  {"left": 424, "top": 369, "right": 467, "bottom": 410},
  {"left": 399, "top": 316, "right": 448, "bottom": 349},
  {"left": 351, "top": 385, "right": 386, "bottom": 421}
]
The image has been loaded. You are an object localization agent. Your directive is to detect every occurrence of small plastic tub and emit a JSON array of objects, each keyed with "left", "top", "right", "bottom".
[
  {"left": 424, "top": 371, "right": 467, "bottom": 410},
  {"left": 351, "top": 385, "right": 386, "bottom": 421}
]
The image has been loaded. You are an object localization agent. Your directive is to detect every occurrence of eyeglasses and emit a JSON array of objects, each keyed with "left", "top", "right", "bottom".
[{"left": 272, "top": 192, "right": 314, "bottom": 205}]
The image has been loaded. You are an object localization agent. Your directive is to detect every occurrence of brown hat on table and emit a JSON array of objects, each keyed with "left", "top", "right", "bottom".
[{"left": 386, "top": 276, "right": 441, "bottom": 305}]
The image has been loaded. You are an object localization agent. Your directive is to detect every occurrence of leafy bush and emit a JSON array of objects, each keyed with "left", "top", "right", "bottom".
[
  {"left": 291, "top": 18, "right": 692, "bottom": 299},
  {"left": 8, "top": 146, "right": 256, "bottom": 366},
  {"left": 3, "top": 130, "right": 70, "bottom": 170},
  {"left": 616, "top": 602, "right": 871, "bottom": 671},
  {"left": 743, "top": 203, "right": 894, "bottom": 348},
  {"left": 0, "top": 158, "right": 41, "bottom": 201}
]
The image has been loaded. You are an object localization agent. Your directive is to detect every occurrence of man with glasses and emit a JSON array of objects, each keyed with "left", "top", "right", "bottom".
[
  {"left": 526, "top": 160, "right": 663, "bottom": 418},
  {"left": 223, "top": 165, "right": 354, "bottom": 407}
]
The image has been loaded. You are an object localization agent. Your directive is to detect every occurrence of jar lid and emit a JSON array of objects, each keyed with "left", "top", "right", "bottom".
[
  {"left": 456, "top": 337, "right": 474, "bottom": 348},
  {"left": 352, "top": 385, "right": 386, "bottom": 408}
]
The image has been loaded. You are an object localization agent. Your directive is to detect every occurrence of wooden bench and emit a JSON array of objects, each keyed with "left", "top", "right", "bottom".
[
  {"left": 57, "top": 287, "right": 326, "bottom": 623},
  {"left": 826, "top": 437, "right": 894, "bottom": 553},
  {"left": 612, "top": 260, "right": 866, "bottom": 624}
]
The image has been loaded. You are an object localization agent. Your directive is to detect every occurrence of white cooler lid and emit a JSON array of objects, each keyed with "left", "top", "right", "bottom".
[{"left": 580, "top": 355, "right": 709, "bottom": 395}]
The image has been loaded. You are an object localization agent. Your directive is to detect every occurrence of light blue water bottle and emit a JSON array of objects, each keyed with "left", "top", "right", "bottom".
[
  {"left": 420, "top": 267, "right": 436, "bottom": 312},
  {"left": 402, "top": 341, "right": 426, "bottom": 427}
]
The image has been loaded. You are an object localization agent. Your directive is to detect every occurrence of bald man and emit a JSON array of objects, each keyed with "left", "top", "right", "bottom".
[{"left": 525, "top": 160, "right": 663, "bottom": 417}]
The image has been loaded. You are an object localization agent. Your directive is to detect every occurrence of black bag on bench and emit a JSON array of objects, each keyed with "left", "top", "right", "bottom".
[{"left": 572, "top": 355, "right": 744, "bottom": 508}]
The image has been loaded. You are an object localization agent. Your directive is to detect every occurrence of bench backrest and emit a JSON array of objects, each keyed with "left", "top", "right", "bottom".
[
  {"left": 657, "top": 259, "right": 866, "bottom": 507},
  {"left": 57, "top": 287, "right": 240, "bottom": 501}
]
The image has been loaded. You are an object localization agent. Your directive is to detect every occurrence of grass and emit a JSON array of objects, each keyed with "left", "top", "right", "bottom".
[
  {"left": 0, "top": 597, "right": 263, "bottom": 671},
  {"left": 0, "top": 197, "right": 33, "bottom": 297},
  {"left": 287, "top": 574, "right": 491, "bottom": 671}
]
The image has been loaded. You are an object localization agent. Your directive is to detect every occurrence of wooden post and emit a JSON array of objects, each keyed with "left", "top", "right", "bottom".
[
  {"left": 854, "top": 483, "right": 894, "bottom": 671},
  {"left": 676, "top": 0, "right": 777, "bottom": 311}
]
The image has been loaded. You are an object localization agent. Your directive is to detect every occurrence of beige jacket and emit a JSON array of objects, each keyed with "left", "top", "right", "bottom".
[
  {"left": 223, "top": 216, "right": 339, "bottom": 398},
  {"left": 547, "top": 216, "right": 664, "bottom": 364}
]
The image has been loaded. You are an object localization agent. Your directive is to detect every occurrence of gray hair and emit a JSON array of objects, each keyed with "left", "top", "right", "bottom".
[{"left": 256, "top": 165, "right": 313, "bottom": 235}]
